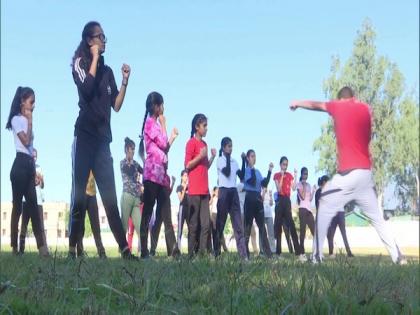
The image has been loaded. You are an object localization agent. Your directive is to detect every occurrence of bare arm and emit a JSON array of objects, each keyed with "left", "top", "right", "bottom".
[
  {"left": 113, "top": 64, "right": 131, "bottom": 112},
  {"left": 290, "top": 100, "right": 327, "bottom": 112},
  {"left": 208, "top": 149, "right": 216, "bottom": 169}
]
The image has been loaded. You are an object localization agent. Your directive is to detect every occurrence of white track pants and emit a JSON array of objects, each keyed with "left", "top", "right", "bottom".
[{"left": 312, "top": 169, "right": 402, "bottom": 263}]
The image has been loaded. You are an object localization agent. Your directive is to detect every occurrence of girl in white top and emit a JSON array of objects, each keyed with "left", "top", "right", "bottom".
[
  {"left": 296, "top": 167, "right": 316, "bottom": 256},
  {"left": 6, "top": 86, "right": 49, "bottom": 256}
]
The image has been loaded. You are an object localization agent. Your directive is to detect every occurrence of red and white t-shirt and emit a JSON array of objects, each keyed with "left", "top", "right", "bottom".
[
  {"left": 185, "top": 137, "right": 209, "bottom": 195},
  {"left": 273, "top": 172, "right": 294, "bottom": 198},
  {"left": 326, "top": 98, "right": 372, "bottom": 173}
]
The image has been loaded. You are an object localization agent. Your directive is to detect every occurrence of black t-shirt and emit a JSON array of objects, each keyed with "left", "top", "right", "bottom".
[
  {"left": 72, "top": 56, "right": 118, "bottom": 143},
  {"left": 176, "top": 185, "right": 188, "bottom": 206}
]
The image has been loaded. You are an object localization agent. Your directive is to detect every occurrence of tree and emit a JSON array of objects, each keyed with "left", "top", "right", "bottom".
[
  {"left": 390, "top": 94, "right": 419, "bottom": 214},
  {"left": 314, "top": 19, "right": 409, "bottom": 212}
]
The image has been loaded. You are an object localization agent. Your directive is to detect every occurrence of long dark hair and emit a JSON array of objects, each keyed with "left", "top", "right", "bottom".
[
  {"left": 280, "top": 156, "right": 288, "bottom": 164},
  {"left": 190, "top": 113, "right": 207, "bottom": 138},
  {"left": 245, "top": 149, "right": 255, "bottom": 166},
  {"left": 124, "top": 137, "right": 135, "bottom": 152},
  {"left": 6, "top": 87, "right": 34, "bottom": 130},
  {"left": 219, "top": 137, "right": 232, "bottom": 157},
  {"left": 71, "top": 21, "right": 101, "bottom": 68},
  {"left": 138, "top": 92, "right": 164, "bottom": 162}
]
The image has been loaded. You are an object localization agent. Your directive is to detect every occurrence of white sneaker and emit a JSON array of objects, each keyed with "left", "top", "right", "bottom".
[
  {"left": 298, "top": 254, "right": 307, "bottom": 262},
  {"left": 397, "top": 258, "right": 408, "bottom": 265}
]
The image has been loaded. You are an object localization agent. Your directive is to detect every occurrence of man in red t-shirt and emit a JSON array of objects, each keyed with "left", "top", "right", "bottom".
[{"left": 290, "top": 86, "right": 404, "bottom": 264}]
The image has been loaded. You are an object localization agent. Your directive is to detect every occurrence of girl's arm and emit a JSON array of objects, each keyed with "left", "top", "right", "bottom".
[
  {"left": 208, "top": 149, "right": 216, "bottom": 169},
  {"left": 291, "top": 170, "right": 298, "bottom": 191},
  {"left": 297, "top": 184, "right": 305, "bottom": 201},
  {"left": 237, "top": 153, "right": 246, "bottom": 181},
  {"left": 261, "top": 163, "right": 274, "bottom": 188},
  {"left": 186, "top": 146, "right": 206, "bottom": 170},
  {"left": 113, "top": 64, "right": 131, "bottom": 112}
]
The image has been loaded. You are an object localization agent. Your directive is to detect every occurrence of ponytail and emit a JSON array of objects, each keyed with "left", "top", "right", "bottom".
[
  {"left": 138, "top": 110, "right": 148, "bottom": 162},
  {"left": 6, "top": 86, "right": 34, "bottom": 130}
]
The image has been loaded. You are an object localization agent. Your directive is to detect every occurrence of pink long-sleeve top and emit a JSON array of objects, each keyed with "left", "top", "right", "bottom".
[{"left": 143, "top": 116, "right": 170, "bottom": 187}]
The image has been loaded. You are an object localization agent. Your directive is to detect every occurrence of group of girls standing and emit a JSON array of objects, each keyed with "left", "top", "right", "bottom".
[{"left": 6, "top": 20, "right": 353, "bottom": 260}]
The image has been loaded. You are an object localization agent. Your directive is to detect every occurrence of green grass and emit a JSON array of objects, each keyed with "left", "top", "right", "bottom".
[{"left": 0, "top": 248, "right": 418, "bottom": 314}]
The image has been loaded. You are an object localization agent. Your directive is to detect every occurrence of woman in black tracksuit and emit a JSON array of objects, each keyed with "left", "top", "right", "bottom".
[{"left": 69, "top": 21, "right": 135, "bottom": 259}]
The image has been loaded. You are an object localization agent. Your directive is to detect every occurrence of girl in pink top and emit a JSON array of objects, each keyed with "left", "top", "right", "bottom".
[
  {"left": 138, "top": 91, "right": 179, "bottom": 258},
  {"left": 296, "top": 167, "right": 316, "bottom": 255}
]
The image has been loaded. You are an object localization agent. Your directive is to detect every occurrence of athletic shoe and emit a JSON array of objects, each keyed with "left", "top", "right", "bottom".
[
  {"left": 298, "top": 254, "right": 308, "bottom": 262},
  {"left": 38, "top": 245, "right": 50, "bottom": 258},
  {"left": 397, "top": 258, "right": 408, "bottom": 265},
  {"left": 347, "top": 253, "right": 354, "bottom": 258},
  {"left": 67, "top": 251, "right": 76, "bottom": 260},
  {"left": 122, "top": 249, "right": 139, "bottom": 261},
  {"left": 99, "top": 251, "right": 107, "bottom": 259}
]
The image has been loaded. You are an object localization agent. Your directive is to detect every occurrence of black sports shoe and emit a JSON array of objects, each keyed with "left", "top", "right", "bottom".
[
  {"left": 67, "top": 251, "right": 76, "bottom": 260},
  {"left": 122, "top": 249, "right": 139, "bottom": 261}
]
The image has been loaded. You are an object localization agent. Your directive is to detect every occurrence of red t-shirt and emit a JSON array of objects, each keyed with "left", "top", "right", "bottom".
[
  {"left": 185, "top": 137, "right": 209, "bottom": 195},
  {"left": 326, "top": 98, "right": 372, "bottom": 172},
  {"left": 273, "top": 172, "right": 294, "bottom": 197}
]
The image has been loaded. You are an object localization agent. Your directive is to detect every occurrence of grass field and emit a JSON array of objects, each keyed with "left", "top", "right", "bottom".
[{"left": 0, "top": 247, "right": 418, "bottom": 314}]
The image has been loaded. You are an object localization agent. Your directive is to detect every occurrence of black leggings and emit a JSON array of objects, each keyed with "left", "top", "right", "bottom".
[
  {"left": 10, "top": 153, "right": 45, "bottom": 250},
  {"left": 327, "top": 212, "right": 352, "bottom": 255},
  {"left": 19, "top": 203, "right": 46, "bottom": 253},
  {"left": 244, "top": 191, "right": 272, "bottom": 257},
  {"left": 75, "top": 194, "right": 106, "bottom": 256},
  {"left": 141, "top": 181, "right": 177, "bottom": 257},
  {"left": 274, "top": 196, "right": 300, "bottom": 255},
  {"left": 69, "top": 135, "right": 128, "bottom": 252},
  {"left": 298, "top": 207, "right": 315, "bottom": 254}
]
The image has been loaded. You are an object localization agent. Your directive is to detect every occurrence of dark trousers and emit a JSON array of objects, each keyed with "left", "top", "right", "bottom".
[
  {"left": 141, "top": 181, "right": 177, "bottom": 257},
  {"left": 211, "top": 212, "right": 228, "bottom": 252},
  {"left": 10, "top": 153, "right": 45, "bottom": 250},
  {"left": 214, "top": 188, "right": 247, "bottom": 258},
  {"left": 298, "top": 207, "right": 315, "bottom": 254},
  {"left": 177, "top": 204, "right": 189, "bottom": 247},
  {"left": 69, "top": 136, "right": 128, "bottom": 252},
  {"left": 75, "top": 194, "right": 106, "bottom": 256},
  {"left": 19, "top": 203, "right": 46, "bottom": 253},
  {"left": 274, "top": 195, "right": 300, "bottom": 255},
  {"left": 283, "top": 224, "right": 294, "bottom": 253},
  {"left": 244, "top": 191, "right": 272, "bottom": 258},
  {"left": 327, "top": 212, "right": 353, "bottom": 255},
  {"left": 187, "top": 195, "right": 211, "bottom": 256}
]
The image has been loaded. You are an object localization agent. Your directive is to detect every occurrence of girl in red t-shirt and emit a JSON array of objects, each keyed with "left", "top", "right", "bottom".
[
  {"left": 184, "top": 113, "right": 217, "bottom": 257},
  {"left": 273, "top": 156, "right": 302, "bottom": 259}
]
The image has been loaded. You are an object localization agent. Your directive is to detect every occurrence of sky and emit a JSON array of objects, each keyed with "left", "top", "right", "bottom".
[{"left": 1, "top": 0, "right": 419, "bottom": 209}]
